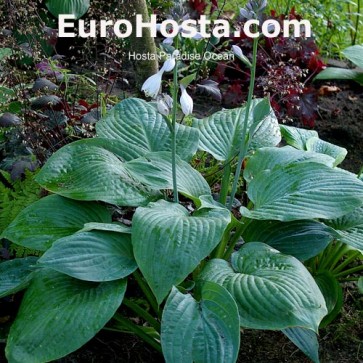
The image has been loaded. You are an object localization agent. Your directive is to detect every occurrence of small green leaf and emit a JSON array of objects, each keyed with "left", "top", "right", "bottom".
[
  {"left": 200, "top": 242, "right": 327, "bottom": 331},
  {"left": 38, "top": 231, "right": 137, "bottom": 281},
  {"left": 97, "top": 98, "right": 199, "bottom": 161},
  {"left": 241, "top": 163, "right": 363, "bottom": 221},
  {"left": 45, "top": 0, "right": 90, "bottom": 19},
  {"left": 242, "top": 219, "right": 335, "bottom": 260},
  {"left": 1, "top": 195, "right": 112, "bottom": 251},
  {"left": 315, "top": 68, "right": 363, "bottom": 85},
  {"left": 0, "top": 257, "right": 38, "bottom": 298},
  {"left": 193, "top": 98, "right": 280, "bottom": 161},
  {"left": 358, "top": 277, "right": 363, "bottom": 294},
  {"left": 280, "top": 125, "right": 318, "bottom": 150},
  {"left": 342, "top": 45, "right": 363, "bottom": 68},
  {"left": 132, "top": 196, "right": 231, "bottom": 303},
  {"left": 6, "top": 269, "right": 126, "bottom": 363},
  {"left": 161, "top": 283, "right": 240, "bottom": 363},
  {"left": 306, "top": 137, "right": 347, "bottom": 167}
]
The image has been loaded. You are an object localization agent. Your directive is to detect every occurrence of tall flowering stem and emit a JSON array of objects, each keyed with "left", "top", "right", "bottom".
[
  {"left": 171, "top": 39, "right": 180, "bottom": 203},
  {"left": 228, "top": 34, "right": 259, "bottom": 210}
]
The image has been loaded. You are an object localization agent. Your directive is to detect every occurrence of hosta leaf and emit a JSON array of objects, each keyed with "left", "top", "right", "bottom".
[
  {"left": 282, "top": 328, "right": 319, "bottom": 363},
  {"left": 97, "top": 98, "right": 199, "bottom": 161},
  {"left": 132, "top": 196, "right": 231, "bottom": 303},
  {"left": 280, "top": 125, "right": 318, "bottom": 150},
  {"left": 46, "top": 0, "right": 90, "bottom": 19},
  {"left": 161, "top": 283, "right": 240, "bottom": 363},
  {"left": 325, "top": 206, "right": 363, "bottom": 252},
  {"left": 35, "top": 138, "right": 161, "bottom": 206},
  {"left": 242, "top": 219, "right": 335, "bottom": 260},
  {"left": 0, "top": 257, "right": 38, "bottom": 298},
  {"left": 315, "top": 68, "right": 363, "bottom": 86},
  {"left": 126, "top": 151, "right": 211, "bottom": 201},
  {"left": 241, "top": 163, "right": 363, "bottom": 221},
  {"left": 306, "top": 137, "right": 347, "bottom": 167},
  {"left": 314, "top": 272, "right": 343, "bottom": 328},
  {"left": 243, "top": 146, "right": 335, "bottom": 183},
  {"left": 343, "top": 45, "right": 363, "bottom": 68},
  {"left": 200, "top": 242, "right": 327, "bottom": 331},
  {"left": 193, "top": 98, "right": 281, "bottom": 161},
  {"left": 1, "top": 195, "right": 111, "bottom": 251},
  {"left": 38, "top": 231, "right": 137, "bottom": 282},
  {"left": 6, "top": 269, "right": 126, "bottom": 363},
  {"left": 79, "top": 222, "right": 131, "bottom": 234}
]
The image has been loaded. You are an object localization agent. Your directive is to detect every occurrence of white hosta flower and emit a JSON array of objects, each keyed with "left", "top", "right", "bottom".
[
  {"left": 157, "top": 94, "right": 173, "bottom": 116},
  {"left": 232, "top": 45, "right": 252, "bottom": 68},
  {"left": 142, "top": 51, "right": 180, "bottom": 98},
  {"left": 161, "top": 50, "right": 179, "bottom": 72},
  {"left": 141, "top": 69, "right": 164, "bottom": 99},
  {"left": 180, "top": 85, "right": 193, "bottom": 116}
]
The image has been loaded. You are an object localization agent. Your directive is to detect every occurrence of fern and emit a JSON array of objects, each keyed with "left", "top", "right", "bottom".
[{"left": 0, "top": 170, "right": 42, "bottom": 257}]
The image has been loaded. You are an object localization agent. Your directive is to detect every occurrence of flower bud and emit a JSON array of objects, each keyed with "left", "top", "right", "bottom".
[{"left": 180, "top": 85, "right": 193, "bottom": 116}]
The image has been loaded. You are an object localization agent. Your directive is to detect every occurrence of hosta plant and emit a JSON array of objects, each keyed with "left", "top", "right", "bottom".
[{"left": 1, "top": 95, "right": 363, "bottom": 362}]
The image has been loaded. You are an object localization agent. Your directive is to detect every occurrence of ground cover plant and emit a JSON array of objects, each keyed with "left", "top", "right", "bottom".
[{"left": 0, "top": 1, "right": 362, "bottom": 362}]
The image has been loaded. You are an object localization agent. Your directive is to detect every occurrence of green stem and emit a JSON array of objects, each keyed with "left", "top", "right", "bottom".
[
  {"left": 352, "top": 0, "right": 361, "bottom": 45},
  {"left": 133, "top": 270, "right": 159, "bottom": 316},
  {"left": 123, "top": 298, "right": 161, "bottom": 332},
  {"left": 219, "top": 161, "right": 232, "bottom": 206},
  {"left": 171, "top": 37, "right": 180, "bottom": 203},
  {"left": 335, "top": 265, "right": 363, "bottom": 278},
  {"left": 228, "top": 34, "right": 259, "bottom": 210},
  {"left": 332, "top": 251, "right": 361, "bottom": 275},
  {"left": 113, "top": 314, "right": 162, "bottom": 353},
  {"left": 213, "top": 226, "right": 232, "bottom": 259}
]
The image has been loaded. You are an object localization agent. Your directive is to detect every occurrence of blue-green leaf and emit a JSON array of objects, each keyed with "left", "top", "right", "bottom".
[
  {"left": 161, "top": 283, "right": 240, "bottom": 363},
  {"left": 6, "top": 269, "right": 126, "bottom": 363},
  {"left": 38, "top": 231, "right": 137, "bottom": 281},
  {"left": 200, "top": 242, "right": 327, "bottom": 331},
  {"left": 0, "top": 257, "right": 38, "bottom": 298},
  {"left": 132, "top": 196, "right": 231, "bottom": 303},
  {"left": 241, "top": 163, "right": 363, "bottom": 221},
  {"left": 97, "top": 98, "right": 199, "bottom": 161},
  {"left": 242, "top": 219, "right": 335, "bottom": 260},
  {"left": 1, "top": 195, "right": 112, "bottom": 251}
]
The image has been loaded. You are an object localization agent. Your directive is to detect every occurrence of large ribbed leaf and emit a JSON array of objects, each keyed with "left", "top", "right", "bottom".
[
  {"left": 241, "top": 163, "right": 363, "bottom": 221},
  {"left": 280, "top": 125, "right": 318, "bottom": 150},
  {"left": 282, "top": 328, "right": 319, "bottom": 363},
  {"left": 200, "top": 243, "right": 327, "bottom": 331},
  {"left": 0, "top": 257, "right": 38, "bottom": 298},
  {"left": 161, "top": 283, "right": 240, "bottom": 363},
  {"left": 242, "top": 219, "right": 335, "bottom": 260},
  {"left": 306, "top": 137, "right": 347, "bottom": 167},
  {"left": 38, "top": 231, "right": 137, "bottom": 281},
  {"left": 46, "top": 0, "right": 90, "bottom": 19},
  {"left": 126, "top": 152, "right": 210, "bottom": 201},
  {"left": 35, "top": 138, "right": 161, "bottom": 206},
  {"left": 325, "top": 206, "right": 363, "bottom": 252},
  {"left": 193, "top": 98, "right": 280, "bottom": 161},
  {"left": 97, "top": 98, "right": 199, "bottom": 161},
  {"left": 6, "top": 269, "right": 126, "bottom": 363},
  {"left": 243, "top": 146, "right": 335, "bottom": 183},
  {"left": 132, "top": 196, "right": 231, "bottom": 303},
  {"left": 1, "top": 195, "right": 111, "bottom": 251}
]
